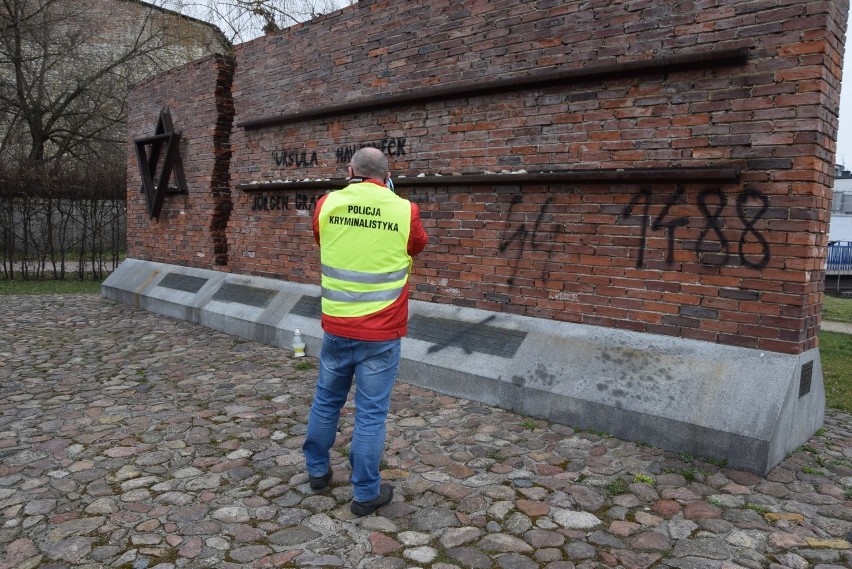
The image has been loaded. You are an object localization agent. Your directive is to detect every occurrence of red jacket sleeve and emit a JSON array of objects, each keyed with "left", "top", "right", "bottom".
[
  {"left": 313, "top": 194, "right": 329, "bottom": 244},
  {"left": 408, "top": 202, "right": 428, "bottom": 256}
]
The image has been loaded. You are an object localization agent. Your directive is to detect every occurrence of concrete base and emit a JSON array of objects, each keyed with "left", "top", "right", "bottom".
[{"left": 102, "top": 258, "right": 825, "bottom": 474}]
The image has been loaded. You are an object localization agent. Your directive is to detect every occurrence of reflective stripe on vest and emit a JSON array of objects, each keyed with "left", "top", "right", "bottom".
[
  {"left": 321, "top": 264, "right": 409, "bottom": 285},
  {"left": 321, "top": 286, "right": 405, "bottom": 303},
  {"left": 318, "top": 182, "right": 412, "bottom": 318}
]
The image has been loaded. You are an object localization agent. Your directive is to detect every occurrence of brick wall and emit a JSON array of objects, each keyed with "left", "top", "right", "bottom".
[
  {"left": 128, "top": 0, "right": 849, "bottom": 354},
  {"left": 126, "top": 53, "right": 234, "bottom": 267}
]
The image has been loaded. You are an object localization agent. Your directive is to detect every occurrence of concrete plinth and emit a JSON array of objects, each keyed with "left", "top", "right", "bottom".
[{"left": 102, "top": 258, "right": 824, "bottom": 474}]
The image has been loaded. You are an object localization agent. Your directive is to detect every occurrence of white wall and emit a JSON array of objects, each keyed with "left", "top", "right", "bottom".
[
  {"left": 831, "top": 175, "right": 852, "bottom": 241},
  {"left": 829, "top": 214, "right": 852, "bottom": 242}
]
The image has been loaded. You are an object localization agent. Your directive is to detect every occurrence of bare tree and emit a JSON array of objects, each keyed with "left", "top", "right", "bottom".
[
  {"left": 163, "top": 0, "right": 355, "bottom": 44},
  {"left": 2, "top": 0, "right": 166, "bottom": 166},
  {"left": 0, "top": 0, "right": 226, "bottom": 277}
]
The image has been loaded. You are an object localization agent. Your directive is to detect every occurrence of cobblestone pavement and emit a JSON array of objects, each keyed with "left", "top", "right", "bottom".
[{"left": 0, "top": 295, "right": 850, "bottom": 569}]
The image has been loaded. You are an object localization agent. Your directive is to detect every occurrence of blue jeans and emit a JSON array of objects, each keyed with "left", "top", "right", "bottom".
[{"left": 302, "top": 332, "right": 400, "bottom": 502}]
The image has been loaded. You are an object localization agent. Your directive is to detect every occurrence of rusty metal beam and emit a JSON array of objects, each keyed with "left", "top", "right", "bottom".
[{"left": 236, "top": 167, "right": 742, "bottom": 191}]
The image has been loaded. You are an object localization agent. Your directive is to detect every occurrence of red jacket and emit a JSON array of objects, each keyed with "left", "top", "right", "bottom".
[{"left": 313, "top": 179, "right": 428, "bottom": 341}]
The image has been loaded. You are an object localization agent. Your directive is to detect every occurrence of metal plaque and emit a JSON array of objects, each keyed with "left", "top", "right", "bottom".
[
  {"left": 799, "top": 361, "right": 813, "bottom": 397},
  {"left": 212, "top": 283, "right": 277, "bottom": 308},
  {"left": 290, "top": 295, "right": 322, "bottom": 319},
  {"left": 407, "top": 314, "right": 527, "bottom": 358},
  {"left": 157, "top": 273, "right": 208, "bottom": 294}
]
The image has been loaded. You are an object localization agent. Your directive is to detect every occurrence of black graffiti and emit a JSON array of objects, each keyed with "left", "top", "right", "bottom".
[
  {"left": 251, "top": 193, "right": 316, "bottom": 212},
  {"left": 251, "top": 194, "right": 289, "bottom": 211},
  {"left": 336, "top": 138, "right": 407, "bottom": 163},
  {"left": 621, "top": 187, "right": 770, "bottom": 269},
  {"left": 498, "top": 195, "right": 557, "bottom": 286},
  {"left": 426, "top": 315, "right": 497, "bottom": 354},
  {"left": 622, "top": 186, "right": 689, "bottom": 267},
  {"left": 652, "top": 185, "right": 688, "bottom": 264},
  {"left": 736, "top": 189, "right": 771, "bottom": 268},
  {"left": 621, "top": 188, "right": 653, "bottom": 268},
  {"left": 272, "top": 149, "right": 318, "bottom": 168},
  {"left": 295, "top": 194, "right": 318, "bottom": 211},
  {"left": 696, "top": 188, "right": 730, "bottom": 265}
]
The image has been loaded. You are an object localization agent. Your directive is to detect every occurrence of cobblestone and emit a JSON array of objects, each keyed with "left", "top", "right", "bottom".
[{"left": 0, "top": 295, "right": 850, "bottom": 568}]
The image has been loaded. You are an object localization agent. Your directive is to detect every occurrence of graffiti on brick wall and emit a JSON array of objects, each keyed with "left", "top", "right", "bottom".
[
  {"left": 269, "top": 139, "right": 409, "bottom": 167},
  {"left": 620, "top": 186, "right": 771, "bottom": 269},
  {"left": 335, "top": 138, "right": 408, "bottom": 164},
  {"left": 272, "top": 149, "right": 318, "bottom": 168},
  {"left": 494, "top": 187, "right": 771, "bottom": 287},
  {"left": 251, "top": 193, "right": 317, "bottom": 212},
  {"left": 498, "top": 195, "right": 559, "bottom": 286}
]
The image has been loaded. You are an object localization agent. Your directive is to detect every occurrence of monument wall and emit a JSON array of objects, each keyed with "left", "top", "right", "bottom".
[
  {"left": 127, "top": 53, "right": 234, "bottom": 267},
  {"left": 133, "top": 0, "right": 843, "bottom": 355},
  {"left": 114, "top": 0, "right": 849, "bottom": 472}
]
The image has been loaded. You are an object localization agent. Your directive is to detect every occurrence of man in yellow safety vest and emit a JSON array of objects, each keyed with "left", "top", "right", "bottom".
[{"left": 302, "top": 147, "right": 428, "bottom": 516}]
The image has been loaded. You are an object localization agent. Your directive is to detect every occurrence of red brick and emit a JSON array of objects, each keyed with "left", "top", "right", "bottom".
[{"left": 125, "top": 0, "right": 841, "bottom": 356}]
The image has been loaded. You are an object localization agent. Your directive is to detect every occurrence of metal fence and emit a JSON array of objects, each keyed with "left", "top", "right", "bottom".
[{"left": 0, "top": 195, "right": 126, "bottom": 280}]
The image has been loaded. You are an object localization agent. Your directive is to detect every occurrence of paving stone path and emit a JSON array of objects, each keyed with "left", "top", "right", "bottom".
[
  {"left": 0, "top": 295, "right": 850, "bottom": 569},
  {"left": 821, "top": 321, "right": 852, "bottom": 335}
]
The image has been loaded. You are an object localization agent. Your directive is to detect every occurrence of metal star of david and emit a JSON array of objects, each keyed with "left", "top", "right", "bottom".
[{"left": 133, "top": 108, "right": 187, "bottom": 220}]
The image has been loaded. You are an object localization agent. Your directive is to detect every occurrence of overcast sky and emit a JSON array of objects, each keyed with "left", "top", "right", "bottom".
[{"left": 836, "top": 11, "right": 852, "bottom": 167}]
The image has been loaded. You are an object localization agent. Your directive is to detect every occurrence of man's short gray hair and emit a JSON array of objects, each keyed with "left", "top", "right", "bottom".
[{"left": 350, "top": 147, "right": 388, "bottom": 180}]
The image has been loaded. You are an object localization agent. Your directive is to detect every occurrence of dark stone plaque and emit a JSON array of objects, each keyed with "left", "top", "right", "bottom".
[
  {"left": 407, "top": 314, "right": 527, "bottom": 358},
  {"left": 290, "top": 295, "right": 322, "bottom": 319},
  {"left": 212, "top": 283, "right": 277, "bottom": 308},
  {"left": 157, "top": 273, "right": 208, "bottom": 294},
  {"left": 799, "top": 361, "right": 813, "bottom": 397}
]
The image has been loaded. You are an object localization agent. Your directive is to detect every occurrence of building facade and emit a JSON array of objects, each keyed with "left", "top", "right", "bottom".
[{"left": 832, "top": 165, "right": 852, "bottom": 243}]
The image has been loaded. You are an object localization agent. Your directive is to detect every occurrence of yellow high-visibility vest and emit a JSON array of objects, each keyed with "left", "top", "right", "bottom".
[{"left": 317, "top": 182, "right": 412, "bottom": 318}]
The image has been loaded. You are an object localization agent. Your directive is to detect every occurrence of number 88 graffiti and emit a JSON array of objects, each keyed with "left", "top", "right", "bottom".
[{"left": 621, "top": 186, "right": 771, "bottom": 269}]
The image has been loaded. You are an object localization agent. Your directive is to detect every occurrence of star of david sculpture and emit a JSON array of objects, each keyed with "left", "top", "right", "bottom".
[{"left": 133, "top": 108, "right": 187, "bottom": 220}]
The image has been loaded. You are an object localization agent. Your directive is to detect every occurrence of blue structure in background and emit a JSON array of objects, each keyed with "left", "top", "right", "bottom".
[
  {"left": 826, "top": 241, "right": 852, "bottom": 294},
  {"left": 827, "top": 241, "right": 852, "bottom": 273}
]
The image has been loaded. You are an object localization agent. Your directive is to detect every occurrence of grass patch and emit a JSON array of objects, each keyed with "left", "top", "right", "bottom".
[
  {"left": 0, "top": 278, "right": 103, "bottom": 295},
  {"left": 293, "top": 360, "right": 315, "bottom": 370},
  {"left": 605, "top": 478, "right": 629, "bottom": 496},
  {"left": 680, "top": 469, "right": 698, "bottom": 482},
  {"left": 578, "top": 427, "right": 610, "bottom": 438},
  {"left": 700, "top": 456, "right": 727, "bottom": 468},
  {"left": 822, "top": 331, "right": 852, "bottom": 412},
  {"left": 823, "top": 295, "right": 852, "bottom": 324},
  {"left": 633, "top": 473, "right": 654, "bottom": 485},
  {"left": 744, "top": 503, "right": 770, "bottom": 515},
  {"left": 486, "top": 450, "right": 502, "bottom": 461}
]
